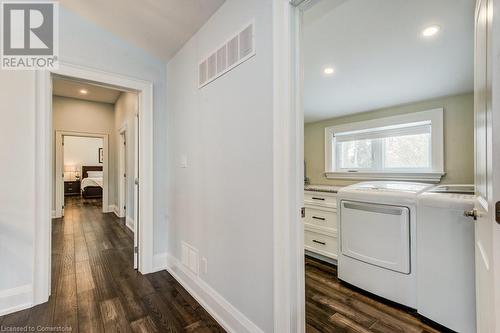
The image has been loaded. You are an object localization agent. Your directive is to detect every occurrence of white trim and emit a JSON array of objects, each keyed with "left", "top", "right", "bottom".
[
  {"left": 51, "top": 210, "right": 56, "bottom": 218},
  {"left": 118, "top": 124, "right": 128, "bottom": 218},
  {"left": 33, "top": 61, "right": 155, "bottom": 310},
  {"left": 0, "top": 284, "right": 32, "bottom": 316},
  {"left": 305, "top": 250, "right": 337, "bottom": 265},
  {"left": 152, "top": 252, "right": 168, "bottom": 272},
  {"left": 125, "top": 216, "right": 134, "bottom": 232},
  {"left": 324, "top": 108, "right": 445, "bottom": 179},
  {"left": 54, "top": 131, "right": 110, "bottom": 217},
  {"left": 110, "top": 204, "right": 120, "bottom": 217},
  {"left": 325, "top": 171, "right": 445, "bottom": 183},
  {"left": 273, "top": 1, "right": 305, "bottom": 333},
  {"left": 165, "top": 254, "right": 264, "bottom": 333}
]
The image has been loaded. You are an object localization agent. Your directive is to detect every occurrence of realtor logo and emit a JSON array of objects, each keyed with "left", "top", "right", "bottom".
[{"left": 1, "top": 1, "right": 59, "bottom": 69}]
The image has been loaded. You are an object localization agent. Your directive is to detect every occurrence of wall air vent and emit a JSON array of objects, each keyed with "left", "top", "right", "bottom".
[{"left": 198, "top": 21, "right": 255, "bottom": 88}]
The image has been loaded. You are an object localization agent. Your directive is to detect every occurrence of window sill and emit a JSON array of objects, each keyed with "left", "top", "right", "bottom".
[{"left": 324, "top": 171, "right": 445, "bottom": 183}]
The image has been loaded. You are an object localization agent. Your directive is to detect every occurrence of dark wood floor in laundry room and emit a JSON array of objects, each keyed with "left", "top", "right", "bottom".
[{"left": 305, "top": 256, "right": 449, "bottom": 333}]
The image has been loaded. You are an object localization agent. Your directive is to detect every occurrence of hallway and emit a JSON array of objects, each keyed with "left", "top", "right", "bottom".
[{"left": 0, "top": 197, "right": 225, "bottom": 332}]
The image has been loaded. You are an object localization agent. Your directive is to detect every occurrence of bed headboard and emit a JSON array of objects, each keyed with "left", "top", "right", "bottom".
[{"left": 82, "top": 166, "right": 103, "bottom": 179}]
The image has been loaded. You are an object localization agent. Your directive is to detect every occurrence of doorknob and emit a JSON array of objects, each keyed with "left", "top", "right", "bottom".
[{"left": 464, "top": 208, "right": 479, "bottom": 221}]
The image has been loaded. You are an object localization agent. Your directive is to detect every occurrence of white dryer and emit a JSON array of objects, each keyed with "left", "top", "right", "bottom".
[
  {"left": 417, "top": 185, "right": 476, "bottom": 333},
  {"left": 337, "top": 181, "right": 433, "bottom": 308}
]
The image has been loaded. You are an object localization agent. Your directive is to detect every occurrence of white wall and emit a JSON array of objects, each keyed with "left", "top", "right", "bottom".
[
  {"left": 0, "top": 71, "right": 35, "bottom": 307},
  {"left": 114, "top": 92, "right": 137, "bottom": 222},
  {"left": 0, "top": 7, "right": 167, "bottom": 314},
  {"left": 166, "top": 0, "right": 274, "bottom": 331},
  {"left": 64, "top": 136, "right": 103, "bottom": 179}
]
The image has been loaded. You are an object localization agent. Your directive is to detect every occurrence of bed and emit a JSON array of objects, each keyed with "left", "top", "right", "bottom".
[{"left": 81, "top": 166, "right": 103, "bottom": 199}]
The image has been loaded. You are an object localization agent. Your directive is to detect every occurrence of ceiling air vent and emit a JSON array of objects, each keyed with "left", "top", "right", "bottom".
[
  {"left": 199, "top": 21, "right": 256, "bottom": 88},
  {"left": 217, "top": 45, "right": 227, "bottom": 74},
  {"left": 199, "top": 61, "right": 207, "bottom": 86},
  {"left": 239, "top": 25, "right": 253, "bottom": 59},
  {"left": 207, "top": 53, "right": 217, "bottom": 80},
  {"left": 227, "top": 36, "right": 239, "bottom": 67}
]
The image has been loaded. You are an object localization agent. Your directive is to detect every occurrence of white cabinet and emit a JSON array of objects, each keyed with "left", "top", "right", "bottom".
[{"left": 304, "top": 190, "right": 338, "bottom": 260}]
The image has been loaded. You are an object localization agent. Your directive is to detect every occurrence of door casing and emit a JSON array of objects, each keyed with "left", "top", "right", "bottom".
[{"left": 33, "top": 62, "right": 154, "bottom": 306}]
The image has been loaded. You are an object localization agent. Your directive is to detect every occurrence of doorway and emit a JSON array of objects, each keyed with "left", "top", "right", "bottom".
[
  {"left": 52, "top": 76, "right": 139, "bottom": 273},
  {"left": 55, "top": 132, "right": 108, "bottom": 218},
  {"left": 33, "top": 62, "right": 154, "bottom": 306},
  {"left": 284, "top": 0, "right": 490, "bottom": 332}
]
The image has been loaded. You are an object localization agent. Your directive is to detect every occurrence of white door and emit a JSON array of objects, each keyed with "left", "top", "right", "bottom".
[
  {"left": 121, "top": 132, "right": 127, "bottom": 218},
  {"left": 55, "top": 133, "right": 65, "bottom": 218},
  {"left": 133, "top": 113, "right": 139, "bottom": 269},
  {"left": 473, "top": 0, "right": 499, "bottom": 330}
]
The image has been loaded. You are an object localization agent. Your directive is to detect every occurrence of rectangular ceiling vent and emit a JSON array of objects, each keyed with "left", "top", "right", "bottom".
[{"left": 199, "top": 21, "right": 255, "bottom": 89}]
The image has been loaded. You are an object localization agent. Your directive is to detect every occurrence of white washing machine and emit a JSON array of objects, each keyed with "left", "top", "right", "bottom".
[
  {"left": 337, "top": 181, "right": 433, "bottom": 308},
  {"left": 417, "top": 185, "right": 476, "bottom": 333}
]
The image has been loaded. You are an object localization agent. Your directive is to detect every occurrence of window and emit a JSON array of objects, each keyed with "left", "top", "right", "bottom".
[{"left": 325, "top": 109, "right": 444, "bottom": 182}]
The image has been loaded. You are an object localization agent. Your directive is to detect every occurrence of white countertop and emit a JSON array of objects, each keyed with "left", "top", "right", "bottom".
[{"left": 304, "top": 184, "right": 343, "bottom": 193}]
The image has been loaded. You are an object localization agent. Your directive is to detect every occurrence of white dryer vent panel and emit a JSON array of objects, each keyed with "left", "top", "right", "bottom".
[{"left": 198, "top": 22, "right": 256, "bottom": 88}]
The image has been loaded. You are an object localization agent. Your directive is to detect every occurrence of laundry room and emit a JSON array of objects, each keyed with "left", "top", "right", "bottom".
[{"left": 301, "top": 0, "right": 480, "bottom": 332}]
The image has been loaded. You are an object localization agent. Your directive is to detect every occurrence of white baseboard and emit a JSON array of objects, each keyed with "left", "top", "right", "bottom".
[
  {"left": 51, "top": 210, "right": 56, "bottom": 218},
  {"left": 125, "top": 216, "right": 134, "bottom": 232},
  {"left": 0, "top": 284, "right": 33, "bottom": 316},
  {"left": 165, "top": 254, "right": 264, "bottom": 333},
  {"left": 305, "top": 250, "right": 337, "bottom": 265},
  {"left": 152, "top": 252, "right": 168, "bottom": 272},
  {"left": 109, "top": 204, "right": 119, "bottom": 215}
]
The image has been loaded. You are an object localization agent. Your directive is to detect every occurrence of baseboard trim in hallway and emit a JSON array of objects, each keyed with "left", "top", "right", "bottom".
[
  {"left": 0, "top": 284, "right": 32, "bottom": 316},
  {"left": 165, "top": 254, "right": 265, "bottom": 333}
]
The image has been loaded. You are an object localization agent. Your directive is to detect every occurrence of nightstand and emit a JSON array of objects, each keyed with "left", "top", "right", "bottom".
[{"left": 64, "top": 180, "right": 81, "bottom": 196}]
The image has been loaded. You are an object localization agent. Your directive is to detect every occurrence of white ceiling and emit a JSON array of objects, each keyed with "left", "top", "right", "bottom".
[
  {"left": 53, "top": 78, "right": 122, "bottom": 104},
  {"left": 59, "top": 0, "right": 226, "bottom": 60},
  {"left": 303, "top": 0, "right": 475, "bottom": 123}
]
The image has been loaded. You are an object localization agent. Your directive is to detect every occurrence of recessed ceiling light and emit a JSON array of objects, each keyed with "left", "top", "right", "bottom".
[
  {"left": 422, "top": 25, "right": 440, "bottom": 37},
  {"left": 324, "top": 67, "right": 335, "bottom": 75},
  {"left": 79, "top": 89, "right": 88, "bottom": 95}
]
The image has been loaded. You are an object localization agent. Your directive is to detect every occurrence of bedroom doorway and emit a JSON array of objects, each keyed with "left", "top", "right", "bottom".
[{"left": 54, "top": 132, "right": 109, "bottom": 217}]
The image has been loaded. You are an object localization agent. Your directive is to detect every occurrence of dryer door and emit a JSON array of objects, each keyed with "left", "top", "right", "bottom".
[{"left": 340, "top": 200, "right": 411, "bottom": 274}]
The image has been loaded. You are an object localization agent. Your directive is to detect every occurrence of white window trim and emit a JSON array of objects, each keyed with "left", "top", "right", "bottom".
[{"left": 324, "top": 108, "right": 445, "bottom": 183}]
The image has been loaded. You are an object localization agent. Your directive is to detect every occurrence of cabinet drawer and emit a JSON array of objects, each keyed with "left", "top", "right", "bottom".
[
  {"left": 304, "top": 207, "right": 337, "bottom": 232},
  {"left": 304, "top": 191, "right": 337, "bottom": 208},
  {"left": 304, "top": 230, "right": 338, "bottom": 259}
]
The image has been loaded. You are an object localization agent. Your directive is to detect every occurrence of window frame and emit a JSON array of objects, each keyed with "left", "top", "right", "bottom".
[{"left": 324, "top": 108, "right": 445, "bottom": 183}]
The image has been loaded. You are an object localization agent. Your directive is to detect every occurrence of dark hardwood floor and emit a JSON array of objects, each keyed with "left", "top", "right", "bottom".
[
  {"left": 0, "top": 197, "right": 225, "bottom": 333},
  {"left": 305, "top": 256, "right": 447, "bottom": 333}
]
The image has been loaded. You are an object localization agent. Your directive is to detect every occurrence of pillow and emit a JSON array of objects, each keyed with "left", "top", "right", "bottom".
[{"left": 86, "top": 171, "right": 103, "bottom": 178}]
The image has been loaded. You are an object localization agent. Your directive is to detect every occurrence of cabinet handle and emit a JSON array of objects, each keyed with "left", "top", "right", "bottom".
[
  {"left": 312, "top": 197, "right": 325, "bottom": 201},
  {"left": 312, "top": 240, "right": 326, "bottom": 245},
  {"left": 312, "top": 216, "right": 325, "bottom": 221}
]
